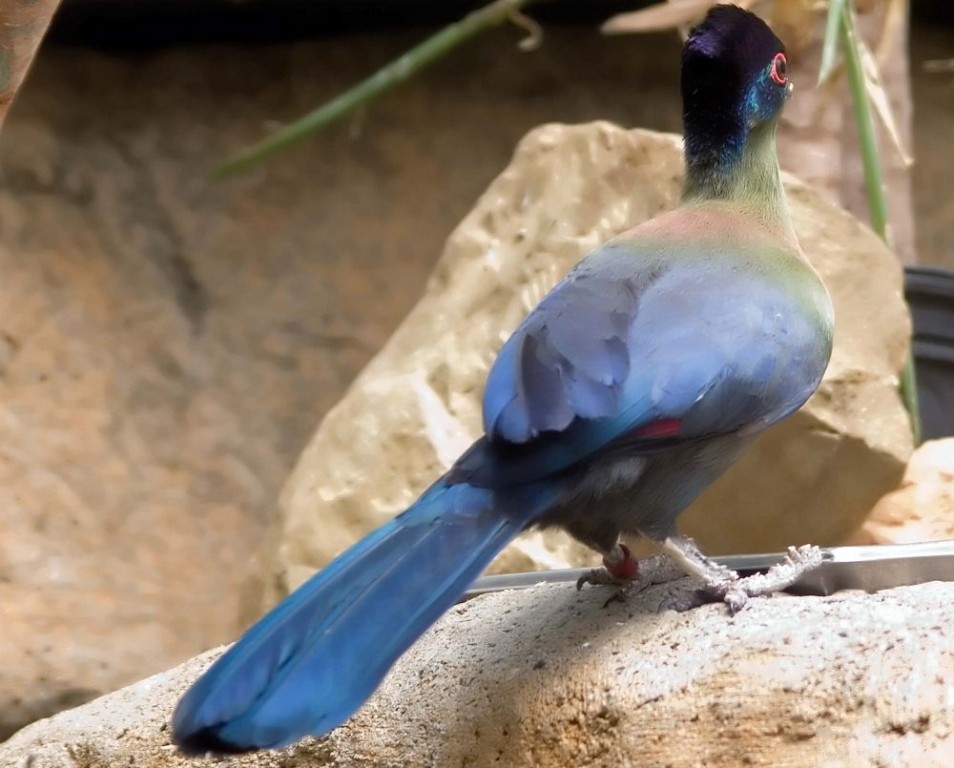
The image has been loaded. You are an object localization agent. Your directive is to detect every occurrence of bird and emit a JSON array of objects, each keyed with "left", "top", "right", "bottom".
[{"left": 173, "top": 4, "right": 834, "bottom": 754}]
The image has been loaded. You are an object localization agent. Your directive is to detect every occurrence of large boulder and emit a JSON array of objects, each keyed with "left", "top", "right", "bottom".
[
  {"left": 265, "top": 123, "right": 912, "bottom": 606},
  {"left": 3, "top": 570, "right": 953, "bottom": 767}
]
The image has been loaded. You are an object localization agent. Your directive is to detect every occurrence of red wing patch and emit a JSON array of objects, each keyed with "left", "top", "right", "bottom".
[{"left": 629, "top": 418, "right": 682, "bottom": 439}]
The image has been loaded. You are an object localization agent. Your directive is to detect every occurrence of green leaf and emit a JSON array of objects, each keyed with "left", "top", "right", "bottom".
[
  {"left": 817, "top": 0, "right": 847, "bottom": 86},
  {"left": 215, "top": 0, "right": 534, "bottom": 177}
]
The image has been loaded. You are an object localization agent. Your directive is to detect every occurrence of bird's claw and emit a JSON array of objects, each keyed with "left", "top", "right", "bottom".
[
  {"left": 576, "top": 567, "right": 626, "bottom": 591},
  {"left": 577, "top": 542, "right": 640, "bottom": 595},
  {"left": 657, "top": 583, "right": 749, "bottom": 614},
  {"left": 662, "top": 544, "right": 824, "bottom": 615},
  {"left": 580, "top": 553, "right": 692, "bottom": 607},
  {"left": 578, "top": 570, "right": 653, "bottom": 607},
  {"left": 705, "top": 581, "right": 751, "bottom": 615}
]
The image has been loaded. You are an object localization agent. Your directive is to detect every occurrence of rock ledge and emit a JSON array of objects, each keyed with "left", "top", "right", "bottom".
[{"left": 4, "top": 566, "right": 952, "bottom": 768}]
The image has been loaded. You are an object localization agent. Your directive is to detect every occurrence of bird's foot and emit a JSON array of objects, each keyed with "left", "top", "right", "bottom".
[
  {"left": 577, "top": 543, "right": 642, "bottom": 605},
  {"left": 579, "top": 552, "right": 697, "bottom": 607},
  {"left": 663, "top": 543, "right": 825, "bottom": 614},
  {"left": 576, "top": 543, "right": 638, "bottom": 588}
]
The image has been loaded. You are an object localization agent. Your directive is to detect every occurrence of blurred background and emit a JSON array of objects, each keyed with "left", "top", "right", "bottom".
[{"left": 0, "top": 0, "right": 950, "bottom": 741}]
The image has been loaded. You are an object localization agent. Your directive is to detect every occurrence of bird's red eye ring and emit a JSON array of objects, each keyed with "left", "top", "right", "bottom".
[{"left": 770, "top": 52, "right": 788, "bottom": 86}]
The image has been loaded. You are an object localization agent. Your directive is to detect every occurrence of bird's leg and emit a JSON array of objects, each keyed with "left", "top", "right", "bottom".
[
  {"left": 661, "top": 535, "right": 739, "bottom": 584},
  {"left": 661, "top": 535, "right": 825, "bottom": 614},
  {"left": 577, "top": 542, "right": 649, "bottom": 607},
  {"left": 576, "top": 542, "right": 639, "bottom": 590},
  {"left": 578, "top": 541, "right": 695, "bottom": 606}
]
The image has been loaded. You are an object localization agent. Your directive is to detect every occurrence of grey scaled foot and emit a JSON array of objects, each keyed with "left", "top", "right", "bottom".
[
  {"left": 661, "top": 536, "right": 825, "bottom": 614},
  {"left": 576, "top": 542, "right": 639, "bottom": 591},
  {"left": 577, "top": 545, "right": 688, "bottom": 606}
]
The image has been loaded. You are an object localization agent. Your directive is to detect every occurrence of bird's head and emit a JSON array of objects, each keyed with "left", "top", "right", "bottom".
[{"left": 681, "top": 5, "right": 790, "bottom": 167}]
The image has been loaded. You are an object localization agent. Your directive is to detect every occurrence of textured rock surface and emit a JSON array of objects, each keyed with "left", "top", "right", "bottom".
[
  {"left": 852, "top": 439, "right": 954, "bottom": 544},
  {"left": 4, "top": 570, "right": 954, "bottom": 768},
  {"left": 268, "top": 122, "right": 913, "bottom": 605}
]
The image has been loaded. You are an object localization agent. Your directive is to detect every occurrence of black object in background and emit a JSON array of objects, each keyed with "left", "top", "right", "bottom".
[{"left": 907, "top": 266, "right": 954, "bottom": 440}]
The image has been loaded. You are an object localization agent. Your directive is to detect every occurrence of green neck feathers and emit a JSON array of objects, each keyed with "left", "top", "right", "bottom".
[{"left": 681, "top": 121, "right": 798, "bottom": 250}]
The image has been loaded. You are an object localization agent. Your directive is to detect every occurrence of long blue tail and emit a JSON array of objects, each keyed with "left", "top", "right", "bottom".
[{"left": 172, "top": 478, "right": 542, "bottom": 753}]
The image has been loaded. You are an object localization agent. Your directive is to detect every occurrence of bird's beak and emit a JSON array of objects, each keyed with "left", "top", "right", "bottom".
[{"left": 784, "top": 82, "right": 794, "bottom": 100}]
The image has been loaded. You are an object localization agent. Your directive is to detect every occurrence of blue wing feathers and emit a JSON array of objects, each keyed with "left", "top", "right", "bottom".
[
  {"left": 471, "top": 240, "right": 828, "bottom": 489},
  {"left": 521, "top": 333, "right": 577, "bottom": 434}
]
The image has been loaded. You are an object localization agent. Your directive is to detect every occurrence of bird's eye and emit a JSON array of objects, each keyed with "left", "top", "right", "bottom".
[{"left": 770, "top": 52, "right": 788, "bottom": 86}]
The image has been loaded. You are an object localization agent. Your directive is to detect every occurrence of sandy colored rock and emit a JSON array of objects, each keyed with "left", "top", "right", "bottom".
[
  {"left": 267, "top": 122, "right": 912, "bottom": 606},
  {"left": 851, "top": 438, "right": 954, "bottom": 544},
  {"left": 4, "top": 568, "right": 953, "bottom": 768}
]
